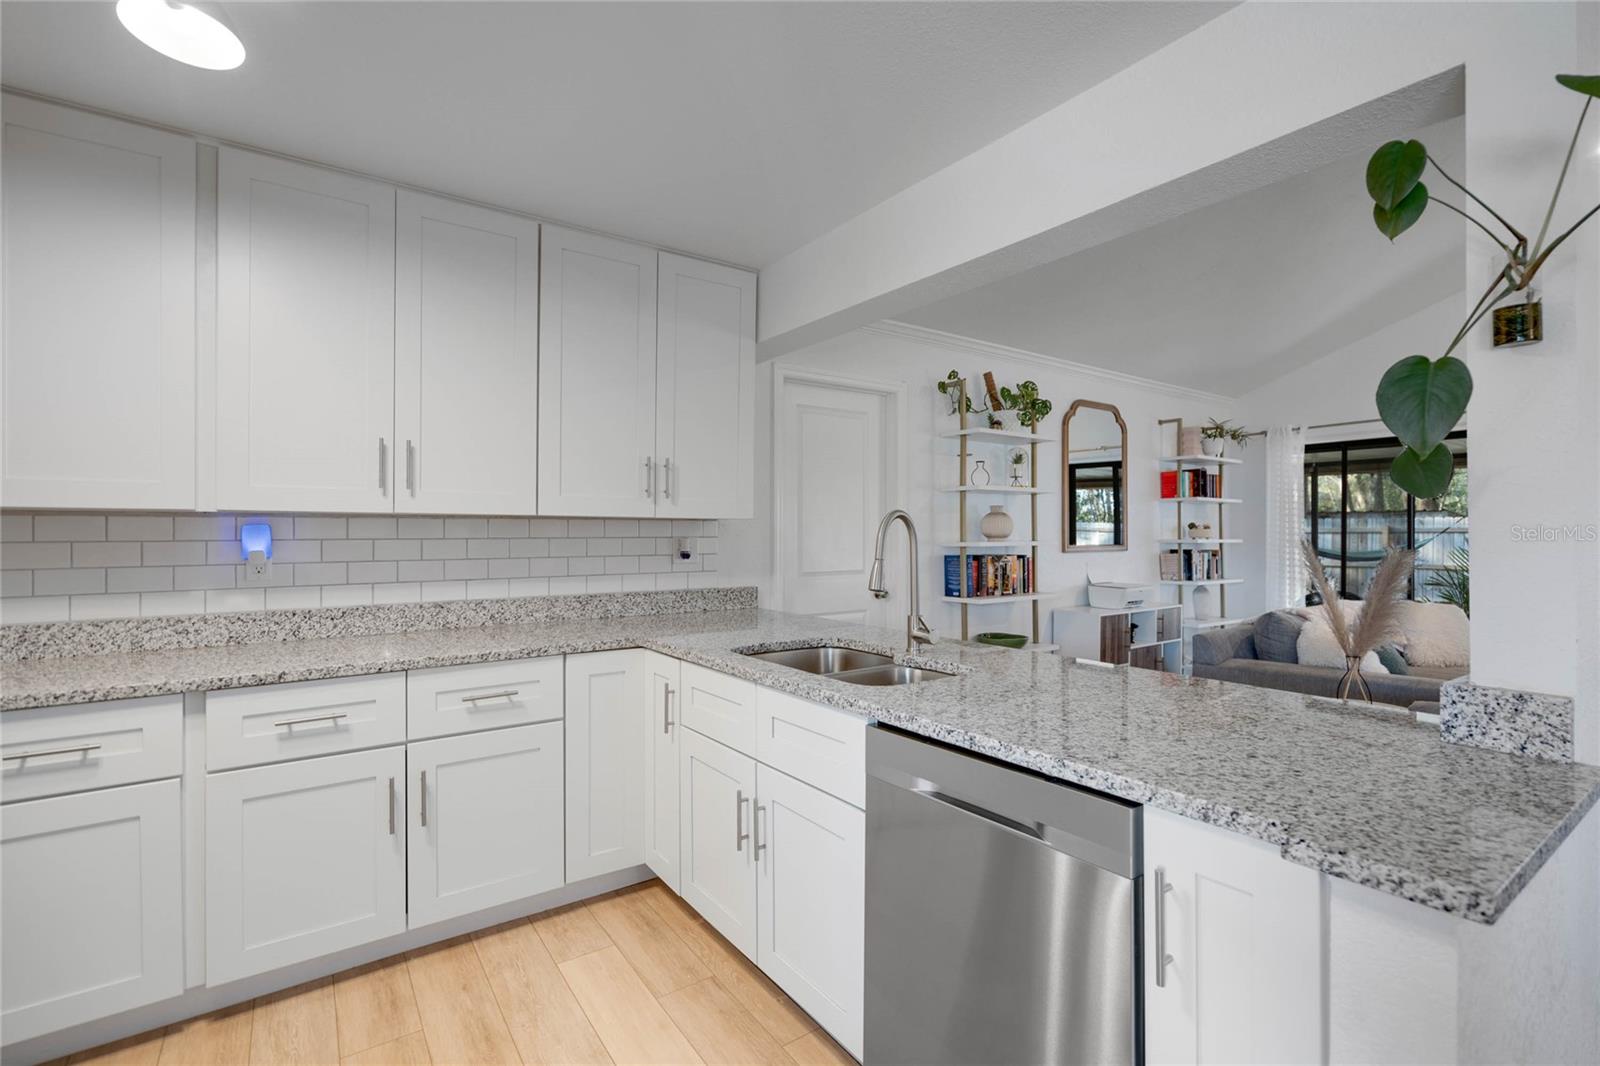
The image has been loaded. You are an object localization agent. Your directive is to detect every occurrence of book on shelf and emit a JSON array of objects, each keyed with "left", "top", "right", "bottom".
[
  {"left": 1160, "top": 468, "right": 1224, "bottom": 499},
  {"left": 944, "top": 553, "right": 1034, "bottom": 597},
  {"left": 1161, "top": 547, "right": 1222, "bottom": 581}
]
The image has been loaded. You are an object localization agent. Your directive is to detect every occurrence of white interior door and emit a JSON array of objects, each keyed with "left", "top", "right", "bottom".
[
  {"left": 395, "top": 191, "right": 539, "bottom": 515},
  {"left": 776, "top": 376, "right": 897, "bottom": 624},
  {"left": 538, "top": 226, "right": 657, "bottom": 516},
  {"left": 206, "top": 746, "right": 406, "bottom": 984},
  {"left": 216, "top": 147, "right": 396, "bottom": 512},
  {"left": 655, "top": 253, "right": 756, "bottom": 519},
  {"left": 1, "top": 94, "right": 196, "bottom": 510},
  {"left": 408, "top": 722, "right": 564, "bottom": 928}
]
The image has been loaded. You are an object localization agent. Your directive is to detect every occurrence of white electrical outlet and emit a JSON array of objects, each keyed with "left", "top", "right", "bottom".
[{"left": 242, "top": 552, "right": 272, "bottom": 586}]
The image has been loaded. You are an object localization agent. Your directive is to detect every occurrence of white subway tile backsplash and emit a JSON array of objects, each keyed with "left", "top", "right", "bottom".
[
  {"left": 36, "top": 568, "right": 106, "bottom": 595},
  {"left": 1, "top": 509, "right": 739, "bottom": 622},
  {"left": 35, "top": 515, "right": 106, "bottom": 541},
  {"left": 107, "top": 515, "right": 173, "bottom": 541}
]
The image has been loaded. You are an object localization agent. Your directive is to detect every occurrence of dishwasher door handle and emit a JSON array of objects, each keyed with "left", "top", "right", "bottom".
[{"left": 913, "top": 787, "right": 1045, "bottom": 843}]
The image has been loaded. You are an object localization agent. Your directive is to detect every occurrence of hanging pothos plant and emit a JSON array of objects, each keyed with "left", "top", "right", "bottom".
[{"left": 1365, "top": 72, "right": 1600, "bottom": 498}]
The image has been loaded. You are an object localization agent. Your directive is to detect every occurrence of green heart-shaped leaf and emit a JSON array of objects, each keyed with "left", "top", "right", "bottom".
[
  {"left": 1376, "top": 355, "right": 1472, "bottom": 455},
  {"left": 1366, "top": 139, "right": 1426, "bottom": 210},
  {"left": 1373, "top": 181, "right": 1428, "bottom": 240},
  {"left": 1555, "top": 74, "right": 1600, "bottom": 98},
  {"left": 1391, "top": 444, "right": 1455, "bottom": 499}
]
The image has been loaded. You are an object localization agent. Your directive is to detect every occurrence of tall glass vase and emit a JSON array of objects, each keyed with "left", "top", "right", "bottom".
[{"left": 1337, "top": 655, "right": 1372, "bottom": 702}]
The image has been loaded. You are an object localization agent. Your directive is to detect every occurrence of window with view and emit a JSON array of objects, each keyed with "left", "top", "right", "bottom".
[{"left": 1303, "top": 433, "right": 1467, "bottom": 606}]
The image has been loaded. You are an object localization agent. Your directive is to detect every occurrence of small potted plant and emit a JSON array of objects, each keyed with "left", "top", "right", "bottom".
[
  {"left": 1009, "top": 450, "right": 1028, "bottom": 487},
  {"left": 1200, "top": 419, "right": 1249, "bottom": 457}
]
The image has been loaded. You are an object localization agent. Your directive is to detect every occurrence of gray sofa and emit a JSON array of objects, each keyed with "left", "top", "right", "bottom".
[{"left": 1192, "top": 617, "right": 1466, "bottom": 707}]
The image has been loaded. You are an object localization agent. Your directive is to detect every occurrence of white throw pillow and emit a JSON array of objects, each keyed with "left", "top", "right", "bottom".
[
  {"left": 1295, "top": 611, "right": 1388, "bottom": 673},
  {"left": 1395, "top": 601, "right": 1470, "bottom": 667}
]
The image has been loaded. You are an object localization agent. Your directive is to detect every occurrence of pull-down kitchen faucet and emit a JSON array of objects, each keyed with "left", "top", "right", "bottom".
[{"left": 867, "top": 509, "right": 934, "bottom": 654}]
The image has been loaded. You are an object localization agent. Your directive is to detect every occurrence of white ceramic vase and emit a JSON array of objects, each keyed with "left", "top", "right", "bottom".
[
  {"left": 979, "top": 506, "right": 1014, "bottom": 540},
  {"left": 1191, "top": 584, "right": 1216, "bottom": 620}
]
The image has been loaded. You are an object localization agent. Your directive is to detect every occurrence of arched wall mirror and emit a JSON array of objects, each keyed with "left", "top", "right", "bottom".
[{"left": 1061, "top": 400, "right": 1128, "bottom": 551}]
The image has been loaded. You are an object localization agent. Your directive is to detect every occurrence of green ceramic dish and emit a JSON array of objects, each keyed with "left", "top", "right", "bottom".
[{"left": 975, "top": 632, "right": 1028, "bottom": 649}]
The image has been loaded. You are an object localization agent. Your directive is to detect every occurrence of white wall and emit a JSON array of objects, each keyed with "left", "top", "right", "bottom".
[
  {"left": 1229, "top": 293, "right": 1464, "bottom": 620},
  {"left": 715, "top": 323, "right": 1235, "bottom": 641}
]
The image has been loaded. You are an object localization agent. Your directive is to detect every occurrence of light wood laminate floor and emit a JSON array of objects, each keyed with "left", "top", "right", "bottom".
[{"left": 56, "top": 881, "right": 855, "bottom": 1066}]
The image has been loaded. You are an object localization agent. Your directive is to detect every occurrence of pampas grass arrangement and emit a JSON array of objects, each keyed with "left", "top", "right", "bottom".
[{"left": 1300, "top": 539, "right": 1415, "bottom": 701}]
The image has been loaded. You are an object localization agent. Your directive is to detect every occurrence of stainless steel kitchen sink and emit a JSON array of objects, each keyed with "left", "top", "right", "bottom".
[
  {"left": 828, "top": 664, "right": 956, "bottom": 686},
  {"left": 744, "top": 646, "right": 895, "bottom": 674}
]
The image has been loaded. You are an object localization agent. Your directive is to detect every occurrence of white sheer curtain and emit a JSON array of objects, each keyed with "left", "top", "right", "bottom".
[{"left": 1264, "top": 425, "right": 1307, "bottom": 611}]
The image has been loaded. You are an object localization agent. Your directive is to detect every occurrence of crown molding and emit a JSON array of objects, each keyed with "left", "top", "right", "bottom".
[{"left": 861, "top": 320, "right": 1235, "bottom": 405}]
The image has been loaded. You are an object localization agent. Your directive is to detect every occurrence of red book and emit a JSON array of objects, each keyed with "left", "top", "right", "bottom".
[{"left": 1160, "top": 470, "right": 1178, "bottom": 499}]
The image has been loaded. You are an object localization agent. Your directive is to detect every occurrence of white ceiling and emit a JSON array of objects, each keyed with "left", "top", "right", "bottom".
[
  {"left": 899, "top": 116, "right": 1468, "bottom": 396},
  {"left": 0, "top": 1, "right": 1233, "bottom": 267}
]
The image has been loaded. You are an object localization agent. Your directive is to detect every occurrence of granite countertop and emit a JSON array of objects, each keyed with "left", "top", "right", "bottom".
[{"left": 5, "top": 605, "right": 1598, "bottom": 925}]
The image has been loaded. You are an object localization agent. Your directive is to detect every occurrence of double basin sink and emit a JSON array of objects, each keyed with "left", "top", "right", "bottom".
[{"left": 743, "top": 646, "right": 956, "bottom": 686}]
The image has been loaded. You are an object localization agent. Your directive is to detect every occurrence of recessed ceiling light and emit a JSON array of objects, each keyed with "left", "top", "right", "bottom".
[{"left": 115, "top": 0, "right": 245, "bottom": 71}]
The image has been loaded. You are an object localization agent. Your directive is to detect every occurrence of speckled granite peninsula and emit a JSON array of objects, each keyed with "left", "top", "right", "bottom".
[{"left": 4, "top": 592, "right": 1598, "bottom": 926}]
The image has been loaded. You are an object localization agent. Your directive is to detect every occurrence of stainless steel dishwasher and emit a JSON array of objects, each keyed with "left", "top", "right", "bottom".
[{"left": 865, "top": 725, "right": 1142, "bottom": 1065}]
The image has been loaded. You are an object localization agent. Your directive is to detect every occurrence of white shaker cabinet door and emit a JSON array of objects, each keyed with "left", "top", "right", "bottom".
[
  {"left": 216, "top": 147, "right": 396, "bottom": 512},
  {"left": 756, "top": 764, "right": 864, "bottom": 1061},
  {"left": 395, "top": 191, "right": 539, "bottom": 515},
  {"left": 0, "top": 779, "right": 183, "bottom": 1044},
  {"left": 206, "top": 746, "right": 406, "bottom": 984},
  {"left": 1, "top": 94, "right": 196, "bottom": 510},
  {"left": 642, "top": 651, "right": 682, "bottom": 892},
  {"left": 1143, "top": 807, "right": 1322, "bottom": 1065},
  {"left": 537, "top": 225, "right": 657, "bottom": 517},
  {"left": 408, "top": 722, "right": 564, "bottom": 928},
  {"left": 679, "top": 727, "right": 758, "bottom": 957},
  {"left": 655, "top": 253, "right": 756, "bottom": 519},
  {"left": 565, "top": 650, "right": 645, "bottom": 881}
]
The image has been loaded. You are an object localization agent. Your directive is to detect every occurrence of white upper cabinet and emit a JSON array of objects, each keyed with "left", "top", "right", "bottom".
[
  {"left": 538, "top": 225, "right": 658, "bottom": 517},
  {"left": 216, "top": 148, "right": 396, "bottom": 513},
  {"left": 1, "top": 94, "right": 196, "bottom": 510},
  {"left": 655, "top": 253, "right": 756, "bottom": 519},
  {"left": 395, "top": 191, "right": 539, "bottom": 515}
]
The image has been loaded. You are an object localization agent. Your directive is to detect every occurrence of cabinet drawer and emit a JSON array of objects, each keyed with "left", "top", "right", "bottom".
[
  {"left": 406, "top": 657, "right": 562, "bottom": 740},
  {"left": 206, "top": 674, "right": 405, "bottom": 771},
  {"left": 1, "top": 695, "right": 182, "bottom": 804},
  {"left": 680, "top": 662, "right": 757, "bottom": 756},
  {"left": 755, "top": 688, "right": 866, "bottom": 808}
]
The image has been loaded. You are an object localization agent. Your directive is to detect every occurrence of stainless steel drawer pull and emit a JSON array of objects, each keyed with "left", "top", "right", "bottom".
[
  {"left": 420, "top": 770, "right": 428, "bottom": 827},
  {"left": 735, "top": 789, "right": 749, "bottom": 851},
  {"left": 461, "top": 690, "right": 518, "bottom": 704},
  {"left": 754, "top": 803, "right": 768, "bottom": 859},
  {"left": 1154, "top": 866, "right": 1174, "bottom": 988},
  {"left": 3, "top": 742, "right": 102, "bottom": 762},
  {"left": 274, "top": 712, "right": 349, "bottom": 729},
  {"left": 388, "top": 777, "right": 396, "bottom": 836}
]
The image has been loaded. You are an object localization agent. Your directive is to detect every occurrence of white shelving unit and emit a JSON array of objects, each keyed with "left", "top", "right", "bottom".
[
  {"left": 943, "top": 378, "right": 1054, "bottom": 642},
  {"left": 1157, "top": 421, "right": 1247, "bottom": 670}
]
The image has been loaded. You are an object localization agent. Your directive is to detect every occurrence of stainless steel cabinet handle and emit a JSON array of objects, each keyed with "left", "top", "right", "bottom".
[
  {"left": 662, "top": 683, "right": 674, "bottom": 734},
  {"left": 388, "top": 777, "right": 396, "bottom": 836},
  {"left": 1154, "top": 866, "right": 1174, "bottom": 988},
  {"left": 663, "top": 457, "right": 673, "bottom": 500},
  {"left": 420, "top": 770, "right": 428, "bottom": 827},
  {"left": 754, "top": 803, "right": 768, "bottom": 859},
  {"left": 643, "top": 456, "right": 654, "bottom": 498},
  {"left": 405, "top": 440, "right": 416, "bottom": 495},
  {"left": 461, "top": 690, "right": 518, "bottom": 704},
  {"left": 3, "top": 742, "right": 102, "bottom": 762},
  {"left": 274, "top": 712, "right": 349, "bottom": 729},
  {"left": 735, "top": 789, "right": 749, "bottom": 851},
  {"left": 379, "top": 438, "right": 388, "bottom": 493}
]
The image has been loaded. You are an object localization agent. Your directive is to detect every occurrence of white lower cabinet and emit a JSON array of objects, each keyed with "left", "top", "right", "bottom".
[
  {"left": 408, "top": 722, "right": 564, "bottom": 928},
  {"left": 679, "top": 726, "right": 759, "bottom": 956},
  {"left": 756, "top": 764, "right": 864, "bottom": 1060},
  {"left": 1143, "top": 807, "right": 1322, "bottom": 1065},
  {"left": 1, "top": 779, "right": 183, "bottom": 1044},
  {"left": 206, "top": 746, "right": 407, "bottom": 984},
  {"left": 643, "top": 651, "right": 682, "bottom": 892},
  {"left": 565, "top": 651, "right": 645, "bottom": 881}
]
